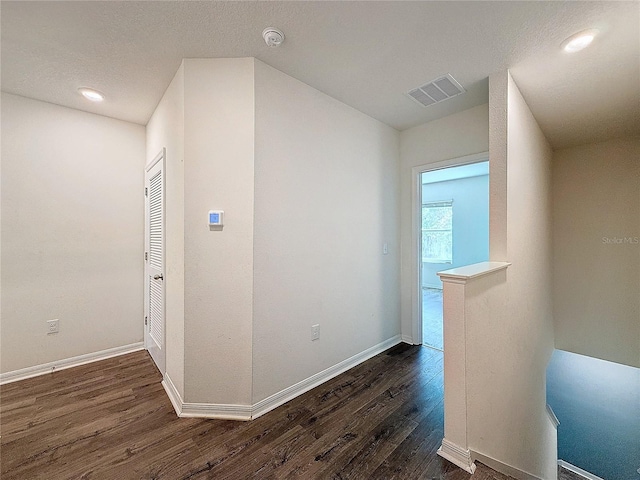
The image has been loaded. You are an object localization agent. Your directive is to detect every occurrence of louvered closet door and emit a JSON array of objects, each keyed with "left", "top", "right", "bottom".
[{"left": 144, "top": 149, "right": 165, "bottom": 375}]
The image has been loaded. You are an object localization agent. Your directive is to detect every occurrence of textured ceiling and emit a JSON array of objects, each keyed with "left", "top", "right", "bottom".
[{"left": 2, "top": 1, "right": 638, "bottom": 149}]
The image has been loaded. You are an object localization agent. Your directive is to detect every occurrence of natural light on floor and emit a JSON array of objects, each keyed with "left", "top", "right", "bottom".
[{"left": 422, "top": 287, "right": 443, "bottom": 350}]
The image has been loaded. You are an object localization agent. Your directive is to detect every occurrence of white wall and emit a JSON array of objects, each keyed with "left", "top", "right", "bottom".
[
  {"left": 252, "top": 60, "right": 401, "bottom": 402},
  {"left": 146, "top": 58, "right": 401, "bottom": 409},
  {"left": 421, "top": 174, "right": 489, "bottom": 288},
  {"left": 1, "top": 93, "right": 145, "bottom": 373},
  {"left": 182, "top": 59, "right": 255, "bottom": 405},
  {"left": 400, "top": 104, "right": 489, "bottom": 342},
  {"left": 470, "top": 72, "right": 556, "bottom": 479},
  {"left": 145, "top": 59, "right": 255, "bottom": 405},
  {"left": 553, "top": 137, "right": 640, "bottom": 368},
  {"left": 504, "top": 72, "right": 556, "bottom": 480},
  {"left": 146, "top": 63, "right": 186, "bottom": 396}
]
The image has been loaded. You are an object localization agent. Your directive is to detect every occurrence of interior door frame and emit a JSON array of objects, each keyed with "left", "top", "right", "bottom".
[
  {"left": 411, "top": 151, "right": 489, "bottom": 345},
  {"left": 144, "top": 147, "right": 166, "bottom": 374}
]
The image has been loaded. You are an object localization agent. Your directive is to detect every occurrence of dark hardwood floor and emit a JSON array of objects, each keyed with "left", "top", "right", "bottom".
[{"left": 1, "top": 344, "right": 514, "bottom": 479}]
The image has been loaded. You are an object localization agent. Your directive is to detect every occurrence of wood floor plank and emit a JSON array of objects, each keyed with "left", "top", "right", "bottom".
[
  {"left": 306, "top": 359, "right": 444, "bottom": 479},
  {"left": 1, "top": 346, "right": 516, "bottom": 480},
  {"left": 254, "top": 352, "right": 441, "bottom": 479},
  {"left": 370, "top": 400, "right": 445, "bottom": 479}
]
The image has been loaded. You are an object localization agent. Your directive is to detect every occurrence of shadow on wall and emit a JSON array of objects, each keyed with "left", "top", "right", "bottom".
[{"left": 546, "top": 349, "right": 640, "bottom": 480}]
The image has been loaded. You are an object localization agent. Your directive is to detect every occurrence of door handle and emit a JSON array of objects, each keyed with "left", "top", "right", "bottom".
[{"left": 153, "top": 274, "right": 164, "bottom": 281}]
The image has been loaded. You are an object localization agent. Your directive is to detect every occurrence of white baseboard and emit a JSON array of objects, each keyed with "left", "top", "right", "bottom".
[
  {"left": 401, "top": 334, "right": 417, "bottom": 345},
  {"left": 558, "top": 460, "right": 604, "bottom": 480},
  {"left": 472, "top": 451, "right": 542, "bottom": 480},
  {"left": 0, "top": 342, "right": 145, "bottom": 385},
  {"left": 182, "top": 402, "right": 253, "bottom": 421},
  {"left": 438, "top": 438, "right": 476, "bottom": 474},
  {"left": 162, "top": 335, "right": 402, "bottom": 422},
  {"left": 252, "top": 335, "right": 402, "bottom": 419},
  {"left": 161, "top": 373, "right": 184, "bottom": 416},
  {"left": 162, "top": 373, "right": 252, "bottom": 421},
  {"left": 546, "top": 404, "right": 560, "bottom": 429}
]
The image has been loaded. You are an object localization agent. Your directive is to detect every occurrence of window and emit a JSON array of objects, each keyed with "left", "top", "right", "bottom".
[{"left": 422, "top": 201, "right": 453, "bottom": 263}]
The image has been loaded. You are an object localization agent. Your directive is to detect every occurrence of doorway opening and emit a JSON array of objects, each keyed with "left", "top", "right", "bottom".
[{"left": 419, "top": 160, "right": 489, "bottom": 350}]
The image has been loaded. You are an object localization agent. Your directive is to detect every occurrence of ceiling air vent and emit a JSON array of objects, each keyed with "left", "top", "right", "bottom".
[{"left": 407, "top": 74, "right": 466, "bottom": 107}]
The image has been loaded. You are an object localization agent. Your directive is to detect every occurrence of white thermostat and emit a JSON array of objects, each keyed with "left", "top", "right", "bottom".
[{"left": 208, "top": 210, "right": 224, "bottom": 226}]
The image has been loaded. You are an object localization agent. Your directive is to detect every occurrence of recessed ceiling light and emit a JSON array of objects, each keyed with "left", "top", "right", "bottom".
[
  {"left": 562, "top": 29, "right": 599, "bottom": 53},
  {"left": 78, "top": 87, "right": 105, "bottom": 102}
]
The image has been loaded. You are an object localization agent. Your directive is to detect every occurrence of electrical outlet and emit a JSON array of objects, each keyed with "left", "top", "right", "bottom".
[
  {"left": 311, "top": 324, "right": 320, "bottom": 341},
  {"left": 47, "top": 319, "right": 59, "bottom": 334},
  {"left": 383, "top": 243, "right": 389, "bottom": 255}
]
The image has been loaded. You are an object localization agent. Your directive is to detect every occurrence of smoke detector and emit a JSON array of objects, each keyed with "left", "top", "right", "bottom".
[{"left": 263, "top": 28, "right": 285, "bottom": 47}]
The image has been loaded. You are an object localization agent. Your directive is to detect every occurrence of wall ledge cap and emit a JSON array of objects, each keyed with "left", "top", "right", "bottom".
[{"left": 437, "top": 261, "right": 511, "bottom": 284}]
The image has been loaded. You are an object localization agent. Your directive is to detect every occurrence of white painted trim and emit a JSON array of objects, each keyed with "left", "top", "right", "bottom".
[
  {"left": 411, "top": 163, "right": 423, "bottom": 344},
  {"left": 473, "top": 451, "right": 542, "bottom": 480},
  {"left": 438, "top": 438, "right": 476, "bottom": 474},
  {"left": 161, "top": 336, "right": 402, "bottom": 422},
  {"left": 546, "top": 404, "right": 560, "bottom": 429},
  {"left": 558, "top": 460, "right": 605, "bottom": 480},
  {"left": 251, "top": 335, "right": 402, "bottom": 419},
  {"left": 146, "top": 146, "right": 165, "bottom": 170},
  {"left": 182, "top": 402, "right": 252, "bottom": 421},
  {"left": 401, "top": 334, "right": 417, "bottom": 345},
  {"left": 0, "top": 342, "right": 145, "bottom": 385},
  {"left": 438, "top": 261, "right": 511, "bottom": 284},
  {"left": 162, "top": 372, "right": 252, "bottom": 421},
  {"left": 412, "top": 152, "right": 491, "bottom": 180},
  {"left": 162, "top": 373, "right": 183, "bottom": 416}
]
